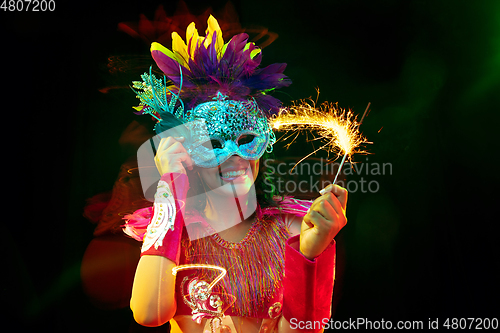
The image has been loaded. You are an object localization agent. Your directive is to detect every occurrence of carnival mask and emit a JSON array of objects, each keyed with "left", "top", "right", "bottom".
[{"left": 182, "top": 94, "right": 275, "bottom": 168}]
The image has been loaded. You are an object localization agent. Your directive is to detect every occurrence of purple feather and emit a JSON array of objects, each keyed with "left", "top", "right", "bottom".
[
  {"left": 151, "top": 50, "right": 195, "bottom": 88},
  {"left": 244, "top": 63, "right": 291, "bottom": 91},
  {"left": 255, "top": 94, "right": 284, "bottom": 116}
]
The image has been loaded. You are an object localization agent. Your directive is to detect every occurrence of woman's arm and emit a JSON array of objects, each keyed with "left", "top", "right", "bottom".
[
  {"left": 131, "top": 256, "right": 177, "bottom": 326},
  {"left": 276, "top": 232, "right": 335, "bottom": 333},
  {"left": 278, "top": 184, "right": 347, "bottom": 333},
  {"left": 128, "top": 136, "right": 193, "bottom": 326}
]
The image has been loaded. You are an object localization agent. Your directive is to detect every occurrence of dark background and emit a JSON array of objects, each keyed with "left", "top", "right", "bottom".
[{"left": 2, "top": 0, "right": 499, "bottom": 331}]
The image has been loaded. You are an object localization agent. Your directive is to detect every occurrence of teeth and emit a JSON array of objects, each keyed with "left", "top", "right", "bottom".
[{"left": 221, "top": 169, "right": 246, "bottom": 178}]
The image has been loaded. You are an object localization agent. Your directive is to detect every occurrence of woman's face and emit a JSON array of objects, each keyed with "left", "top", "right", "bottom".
[{"left": 198, "top": 155, "right": 259, "bottom": 198}]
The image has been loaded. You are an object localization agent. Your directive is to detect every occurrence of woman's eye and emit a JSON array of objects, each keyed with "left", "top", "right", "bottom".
[
  {"left": 202, "top": 139, "right": 223, "bottom": 149},
  {"left": 237, "top": 134, "right": 256, "bottom": 146}
]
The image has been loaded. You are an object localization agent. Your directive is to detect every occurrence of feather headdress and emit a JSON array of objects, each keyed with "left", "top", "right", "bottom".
[{"left": 149, "top": 15, "right": 291, "bottom": 115}]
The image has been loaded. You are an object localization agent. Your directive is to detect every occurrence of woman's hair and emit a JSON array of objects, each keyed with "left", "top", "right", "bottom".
[{"left": 255, "top": 151, "right": 280, "bottom": 209}]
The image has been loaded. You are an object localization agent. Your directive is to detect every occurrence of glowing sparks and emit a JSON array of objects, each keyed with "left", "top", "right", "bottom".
[
  {"left": 271, "top": 100, "right": 368, "bottom": 160},
  {"left": 271, "top": 99, "right": 370, "bottom": 185}
]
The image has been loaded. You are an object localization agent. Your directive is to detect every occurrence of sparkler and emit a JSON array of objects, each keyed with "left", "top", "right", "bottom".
[{"left": 271, "top": 99, "right": 369, "bottom": 185}]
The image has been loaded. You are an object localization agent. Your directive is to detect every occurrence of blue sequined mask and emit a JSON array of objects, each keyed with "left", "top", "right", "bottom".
[
  {"left": 183, "top": 94, "right": 275, "bottom": 168},
  {"left": 131, "top": 73, "right": 275, "bottom": 168}
]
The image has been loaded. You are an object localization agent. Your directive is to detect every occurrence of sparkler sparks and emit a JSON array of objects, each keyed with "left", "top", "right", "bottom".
[{"left": 271, "top": 99, "right": 370, "bottom": 184}]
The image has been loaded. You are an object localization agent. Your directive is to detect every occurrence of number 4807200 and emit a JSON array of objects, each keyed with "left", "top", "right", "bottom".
[{"left": 1, "top": 0, "right": 56, "bottom": 11}]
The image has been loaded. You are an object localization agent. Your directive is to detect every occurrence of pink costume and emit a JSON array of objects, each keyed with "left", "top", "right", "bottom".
[{"left": 123, "top": 173, "right": 336, "bottom": 332}]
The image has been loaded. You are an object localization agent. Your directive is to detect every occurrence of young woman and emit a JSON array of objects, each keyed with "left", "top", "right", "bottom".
[{"left": 123, "top": 15, "right": 347, "bottom": 333}]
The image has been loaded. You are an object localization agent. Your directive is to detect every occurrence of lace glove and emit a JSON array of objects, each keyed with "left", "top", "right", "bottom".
[{"left": 128, "top": 172, "right": 189, "bottom": 265}]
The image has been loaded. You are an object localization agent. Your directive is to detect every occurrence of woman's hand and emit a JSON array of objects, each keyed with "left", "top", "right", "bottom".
[
  {"left": 154, "top": 136, "right": 193, "bottom": 175},
  {"left": 299, "top": 184, "right": 348, "bottom": 260}
]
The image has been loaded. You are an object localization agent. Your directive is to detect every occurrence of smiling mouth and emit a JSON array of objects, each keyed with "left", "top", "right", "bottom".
[{"left": 220, "top": 169, "right": 246, "bottom": 179}]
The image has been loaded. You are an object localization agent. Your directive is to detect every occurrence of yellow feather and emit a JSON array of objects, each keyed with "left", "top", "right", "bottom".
[
  {"left": 205, "top": 15, "right": 224, "bottom": 59},
  {"left": 151, "top": 42, "right": 181, "bottom": 64},
  {"left": 250, "top": 48, "right": 262, "bottom": 59},
  {"left": 197, "top": 36, "right": 205, "bottom": 55},
  {"left": 221, "top": 41, "right": 229, "bottom": 58},
  {"left": 186, "top": 22, "right": 200, "bottom": 60},
  {"left": 243, "top": 42, "right": 252, "bottom": 51},
  {"left": 171, "top": 32, "right": 189, "bottom": 67},
  {"left": 243, "top": 42, "right": 262, "bottom": 59}
]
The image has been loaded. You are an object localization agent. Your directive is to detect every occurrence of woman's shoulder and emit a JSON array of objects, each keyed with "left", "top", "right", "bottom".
[
  {"left": 258, "top": 197, "right": 312, "bottom": 237},
  {"left": 259, "top": 196, "right": 312, "bottom": 218}
]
